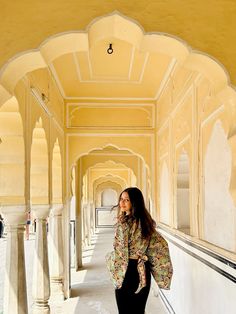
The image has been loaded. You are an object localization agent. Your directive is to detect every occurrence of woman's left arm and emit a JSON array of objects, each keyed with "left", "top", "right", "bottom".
[{"left": 146, "top": 231, "right": 173, "bottom": 290}]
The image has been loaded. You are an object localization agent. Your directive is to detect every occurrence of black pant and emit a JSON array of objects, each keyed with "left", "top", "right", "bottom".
[
  {"left": 0, "top": 221, "right": 3, "bottom": 238},
  {"left": 115, "top": 259, "right": 151, "bottom": 314}
]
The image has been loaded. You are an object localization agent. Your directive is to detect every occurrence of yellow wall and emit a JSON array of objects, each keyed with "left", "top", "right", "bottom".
[
  {"left": 157, "top": 59, "right": 236, "bottom": 259},
  {"left": 1, "top": 1, "right": 236, "bottom": 85}
]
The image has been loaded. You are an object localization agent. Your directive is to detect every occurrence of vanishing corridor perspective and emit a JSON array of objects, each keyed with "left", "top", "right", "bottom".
[{"left": 0, "top": 3, "right": 236, "bottom": 314}]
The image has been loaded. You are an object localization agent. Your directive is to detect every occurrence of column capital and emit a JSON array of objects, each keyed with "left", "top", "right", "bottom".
[
  {"left": 0, "top": 205, "right": 27, "bottom": 225},
  {"left": 31, "top": 205, "right": 50, "bottom": 219},
  {"left": 50, "top": 203, "right": 64, "bottom": 216}
]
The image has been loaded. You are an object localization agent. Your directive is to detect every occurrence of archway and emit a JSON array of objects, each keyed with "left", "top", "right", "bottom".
[{"left": 101, "top": 188, "right": 117, "bottom": 207}]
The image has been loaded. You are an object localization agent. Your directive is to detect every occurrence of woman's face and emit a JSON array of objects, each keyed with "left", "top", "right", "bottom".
[{"left": 119, "top": 192, "right": 132, "bottom": 215}]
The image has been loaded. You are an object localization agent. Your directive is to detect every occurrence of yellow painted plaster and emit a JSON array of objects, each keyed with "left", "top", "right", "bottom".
[{"left": 1, "top": 1, "right": 236, "bottom": 85}]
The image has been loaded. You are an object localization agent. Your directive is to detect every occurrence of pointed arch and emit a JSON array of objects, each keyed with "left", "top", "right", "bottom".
[
  {"left": 203, "top": 120, "right": 236, "bottom": 252},
  {"left": 52, "top": 138, "right": 62, "bottom": 204},
  {"left": 0, "top": 97, "right": 25, "bottom": 204},
  {"left": 30, "top": 118, "right": 49, "bottom": 205}
]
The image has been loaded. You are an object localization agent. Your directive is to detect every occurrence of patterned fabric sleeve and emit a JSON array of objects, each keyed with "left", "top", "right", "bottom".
[
  {"left": 146, "top": 230, "right": 173, "bottom": 289},
  {"left": 105, "top": 220, "right": 129, "bottom": 289}
]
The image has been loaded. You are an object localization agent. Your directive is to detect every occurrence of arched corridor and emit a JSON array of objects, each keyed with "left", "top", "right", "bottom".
[{"left": 1, "top": 4, "right": 236, "bottom": 314}]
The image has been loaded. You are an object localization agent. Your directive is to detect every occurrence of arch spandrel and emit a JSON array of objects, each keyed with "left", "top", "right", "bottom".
[
  {"left": 183, "top": 52, "right": 229, "bottom": 93},
  {"left": 0, "top": 85, "right": 11, "bottom": 107},
  {"left": 0, "top": 51, "right": 46, "bottom": 94},
  {"left": 40, "top": 33, "right": 89, "bottom": 64}
]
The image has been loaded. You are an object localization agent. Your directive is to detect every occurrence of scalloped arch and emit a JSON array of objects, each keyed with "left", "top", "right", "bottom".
[
  {"left": 74, "top": 143, "right": 150, "bottom": 174},
  {"left": 0, "top": 11, "right": 234, "bottom": 106},
  {"left": 86, "top": 159, "right": 136, "bottom": 188},
  {"left": 93, "top": 174, "right": 127, "bottom": 191},
  {"left": 96, "top": 180, "right": 123, "bottom": 193},
  {"left": 183, "top": 52, "right": 229, "bottom": 92}
]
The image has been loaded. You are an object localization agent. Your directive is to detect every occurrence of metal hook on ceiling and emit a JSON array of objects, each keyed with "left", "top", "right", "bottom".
[{"left": 107, "top": 43, "right": 113, "bottom": 54}]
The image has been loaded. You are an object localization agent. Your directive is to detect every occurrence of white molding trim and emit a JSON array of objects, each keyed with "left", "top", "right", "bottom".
[
  {"left": 66, "top": 102, "right": 155, "bottom": 129},
  {"left": 200, "top": 104, "right": 225, "bottom": 128},
  {"left": 158, "top": 118, "right": 170, "bottom": 135},
  {"left": 171, "top": 84, "right": 194, "bottom": 118},
  {"left": 159, "top": 152, "right": 168, "bottom": 161},
  {"left": 155, "top": 58, "right": 177, "bottom": 101},
  {"left": 128, "top": 46, "right": 136, "bottom": 80},
  {"left": 66, "top": 132, "right": 154, "bottom": 137},
  {"left": 175, "top": 134, "right": 191, "bottom": 149},
  {"left": 48, "top": 62, "right": 66, "bottom": 98}
]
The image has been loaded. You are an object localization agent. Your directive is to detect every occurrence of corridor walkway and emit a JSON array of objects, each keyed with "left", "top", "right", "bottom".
[
  {"left": 0, "top": 228, "right": 168, "bottom": 314},
  {"left": 63, "top": 228, "right": 168, "bottom": 314}
]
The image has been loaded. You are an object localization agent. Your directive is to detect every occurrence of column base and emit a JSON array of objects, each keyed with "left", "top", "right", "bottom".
[
  {"left": 50, "top": 280, "right": 65, "bottom": 302},
  {"left": 32, "top": 302, "right": 50, "bottom": 314}
]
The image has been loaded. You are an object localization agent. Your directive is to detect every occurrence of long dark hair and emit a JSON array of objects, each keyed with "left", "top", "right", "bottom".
[{"left": 116, "top": 187, "right": 156, "bottom": 239}]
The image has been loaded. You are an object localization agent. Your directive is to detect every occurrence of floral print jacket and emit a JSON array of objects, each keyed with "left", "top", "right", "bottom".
[{"left": 105, "top": 217, "right": 173, "bottom": 292}]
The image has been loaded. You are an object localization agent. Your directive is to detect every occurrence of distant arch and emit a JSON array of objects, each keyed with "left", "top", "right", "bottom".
[{"left": 101, "top": 188, "right": 117, "bottom": 206}]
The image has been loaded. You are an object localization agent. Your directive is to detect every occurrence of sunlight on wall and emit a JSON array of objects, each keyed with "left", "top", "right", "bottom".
[{"left": 204, "top": 120, "right": 236, "bottom": 252}]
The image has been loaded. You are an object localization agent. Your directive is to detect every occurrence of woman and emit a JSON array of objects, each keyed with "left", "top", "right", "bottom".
[{"left": 106, "top": 187, "right": 173, "bottom": 314}]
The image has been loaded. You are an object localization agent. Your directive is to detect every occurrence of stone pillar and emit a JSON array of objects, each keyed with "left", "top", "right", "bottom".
[
  {"left": 1, "top": 205, "right": 28, "bottom": 314},
  {"left": 90, "top": 202, "right": 95, "bottom": 235},
  {"left": 31, "top": 205, "right": 50, "bottom": 314},
  {"left": 49, "top": 204, "right": 64, "bottom": 301},
  {"left": 75, "top": 211, "right": 83, "bottom": 270},
  {"left": 86, "top": 203, "right": 91, "bottom": 246}
]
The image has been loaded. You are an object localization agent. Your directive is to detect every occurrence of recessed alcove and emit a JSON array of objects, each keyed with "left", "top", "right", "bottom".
[
  {"left": 160, "top": 162, "right": 170, "bottom": 225},
  {"left": 176, "top": 152, "right": 190, "bottom": 234},
  {"left": 204, "top": 120, "right": 236, "bottom": 252}
]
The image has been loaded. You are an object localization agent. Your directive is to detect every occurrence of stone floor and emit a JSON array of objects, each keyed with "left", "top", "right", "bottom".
[
  {"left": 0, "top": 228, "right": 168, "bottom": 314},
  {"left": 62, "top": 228, "right": 168, "bottom": 314}
]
